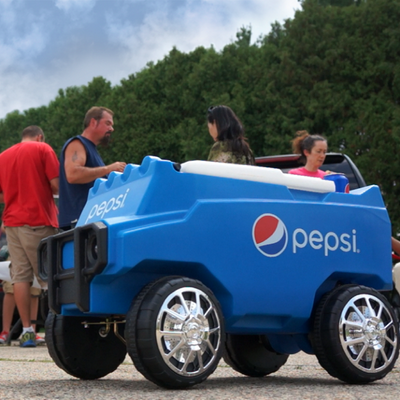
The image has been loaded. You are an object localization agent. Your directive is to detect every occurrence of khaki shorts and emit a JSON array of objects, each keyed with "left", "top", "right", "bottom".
[
  {"left": 5, "top": 225, "right": 58, "bottom": 286},
  {"left": 2, "top": 280, "right": 42, "bottom": 297}
]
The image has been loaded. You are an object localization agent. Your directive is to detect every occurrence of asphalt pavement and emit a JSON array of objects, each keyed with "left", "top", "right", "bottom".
[{"left": 1, "top": 339, "right": 400, "bottom": 400}]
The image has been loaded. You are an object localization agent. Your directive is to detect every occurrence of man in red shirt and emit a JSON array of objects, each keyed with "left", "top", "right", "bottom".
[{"left": 0, "top": 125, "right": 59, "bottom": 347}]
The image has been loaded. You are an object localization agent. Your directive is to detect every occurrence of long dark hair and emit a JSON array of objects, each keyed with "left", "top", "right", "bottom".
[{"left": 207, "top": 105, "right": 254, "bottom": 164}]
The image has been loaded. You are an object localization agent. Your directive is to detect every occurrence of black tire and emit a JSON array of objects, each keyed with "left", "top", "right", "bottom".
[
  {"left": 381, "top": 289, "right": 400, "bottom": 330},
  {"left": 312, "top": 284, "right": 399, "bottom": 384},
  {"left": 45, "top": 311, "right": 126, "bottom": 380},
  {"left": 125, "top": 276, "right": 224, "bottom": 389},
  {"left": 223, "top": 334, "right": 289, "bottom": 377}
]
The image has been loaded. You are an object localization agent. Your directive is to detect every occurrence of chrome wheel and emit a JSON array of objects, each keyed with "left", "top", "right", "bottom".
[
  {"left": 156, "top": 287, "right": 222, "bottom": 376},
  {"left": 313, "top": 285, "right": 399, "bottom": 384},
  {"left": 125, "top": 276, "right": 224, "bottom": 389},
  {"left": 340, "top": 294, "right": 397, "bottom": 373}
]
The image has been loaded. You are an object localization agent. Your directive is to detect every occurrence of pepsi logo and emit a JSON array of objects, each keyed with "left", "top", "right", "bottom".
[{"left": 253, "top": 214, "right": 288, "bottom": 257}]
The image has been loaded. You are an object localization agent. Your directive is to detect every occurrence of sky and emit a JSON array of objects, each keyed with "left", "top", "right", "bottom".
[{"left": 0, "top": 0, "right": 301, "bottom": 120}]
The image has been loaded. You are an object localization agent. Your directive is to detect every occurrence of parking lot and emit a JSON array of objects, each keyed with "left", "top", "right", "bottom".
[{"left": 1, "top": 343, "right": 400, "bottom": 400}]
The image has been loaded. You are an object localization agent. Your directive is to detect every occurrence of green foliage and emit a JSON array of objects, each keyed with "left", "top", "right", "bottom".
[
  {"left": 1, "top": 0, "right": 400, "bottom": 231},
  {"left": 0, "top": 111, "right": 26, "bottom": 149},
  {"left": 44, "top": 76, "right": 113, "bottom": 156}
]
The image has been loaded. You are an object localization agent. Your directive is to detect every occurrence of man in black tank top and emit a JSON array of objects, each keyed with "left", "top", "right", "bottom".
[{"left": 58, "top": 106, "right": 127, "bottom": 230}]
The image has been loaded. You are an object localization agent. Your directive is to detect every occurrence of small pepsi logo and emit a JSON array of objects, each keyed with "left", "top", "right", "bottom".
[{"left": 253, "top": 214, "right": 288, "bottom": 257}]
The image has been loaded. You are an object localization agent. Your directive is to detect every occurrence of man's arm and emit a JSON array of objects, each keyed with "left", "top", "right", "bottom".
[
  {"left": 392, "top": 237, "right": 400, "bottom": 255},
  {"left": 50, "top": 177, "right": 59, "bottom": 195},
  {"left": 64, "top": 140, "right": 126, "bottom": 184}
]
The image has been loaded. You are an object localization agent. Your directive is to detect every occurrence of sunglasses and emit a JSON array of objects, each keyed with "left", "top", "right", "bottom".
[{"left": 207, "top": 106, "right": 215, "bottom": 114}]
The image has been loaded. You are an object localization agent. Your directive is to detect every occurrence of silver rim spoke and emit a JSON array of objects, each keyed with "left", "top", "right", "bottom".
[
  {"left": 164, "top": 308, "right": 187, "bottom": 321},
  {"left": 340, "top": 293, "right": 397, "bottom": 373},
  {"left": 167, "top": 338, "right": 186, "bottom": 359},
  {"left": 156, "top": 286, "right": 221, "bottom": 377}
]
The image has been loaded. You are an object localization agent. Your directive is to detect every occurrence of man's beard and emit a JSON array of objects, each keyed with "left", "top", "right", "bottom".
[{"left": 99, "top": 133, "right": 111, "bottom": 147}]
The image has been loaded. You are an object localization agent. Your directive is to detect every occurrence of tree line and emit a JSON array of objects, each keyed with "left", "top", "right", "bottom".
[{"left": 1, "top": 0, "right": 399, "bottom": 231}]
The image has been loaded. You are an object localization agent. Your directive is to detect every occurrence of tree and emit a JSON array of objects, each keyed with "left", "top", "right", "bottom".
[{"left": 1, "top": 0, "right": 400, "bottom": 231}]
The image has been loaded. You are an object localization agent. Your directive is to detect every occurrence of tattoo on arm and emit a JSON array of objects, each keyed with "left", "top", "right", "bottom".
[{"left": 72, "top": 151, "right": 78, "bottom": 162}]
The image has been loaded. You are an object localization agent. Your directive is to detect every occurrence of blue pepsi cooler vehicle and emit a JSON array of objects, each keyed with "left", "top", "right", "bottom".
[{"left": 39, "top": 156, "right": 399, "bottom": 389}]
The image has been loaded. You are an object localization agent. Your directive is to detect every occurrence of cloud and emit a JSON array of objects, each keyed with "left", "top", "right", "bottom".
[
  {"left": 0, "top": 1, "right": 15, "bottom": 29},
  {"left": 105, "top": 0, "right": 300, "bottom": 74},
  {"left": 13, "top": 24, "right": 47, "bottom": 59},
  {"left": 199, "top": 0, "right": 299, "bottom": 41},
  {"left": 0, "top": 70, "right": 59, "bottom": 115},
  {"left": 0, "top": 3, "right": 48, "bottom": 71},
  {"left": 55, "top": 0, "right": 97, "bottom": 12},
  {"left": 0, "top": 0, "right": 13, "bottom": 8},
  {"left": 0, "top": 0, "right": 301, "bottom": 119}
]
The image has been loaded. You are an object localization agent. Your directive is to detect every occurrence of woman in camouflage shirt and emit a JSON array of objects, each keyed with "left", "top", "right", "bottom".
[{"left": 207, "top": 105, "right": 255, "bottom": 165}]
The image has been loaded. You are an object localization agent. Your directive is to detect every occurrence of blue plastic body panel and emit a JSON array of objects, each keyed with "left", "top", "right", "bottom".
[{"left": 49, "top": 156, "right": 393, "bottom": 355}]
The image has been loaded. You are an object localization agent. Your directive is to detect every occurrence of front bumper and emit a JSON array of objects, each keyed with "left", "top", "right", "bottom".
[{"left": 38, "top": 222, "right": 108, "bottom": 313}]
